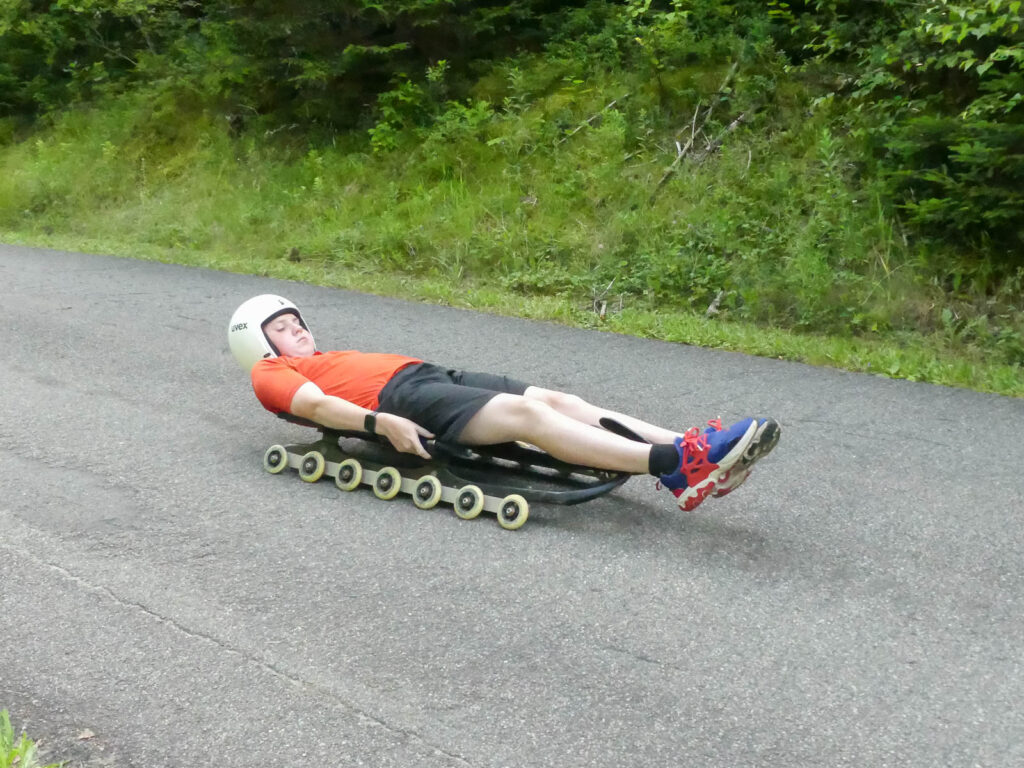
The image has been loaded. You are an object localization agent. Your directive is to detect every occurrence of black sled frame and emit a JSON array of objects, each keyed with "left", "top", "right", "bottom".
[{"left": 261, "top": 414, "right": 638, "bottom": 529}]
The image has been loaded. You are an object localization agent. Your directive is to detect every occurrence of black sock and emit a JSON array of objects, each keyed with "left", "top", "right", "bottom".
[{"left": 648, "top": 444, "right": 679, "bottom": 476}]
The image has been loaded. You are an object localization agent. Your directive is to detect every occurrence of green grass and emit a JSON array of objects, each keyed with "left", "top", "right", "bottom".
[
  {"left": 0, "top": 711, "right": 61, "bottom": 768},
  {"left": 1, "top": 70, "right": 1020, "bottom": 398},
  {"left": 4, "top": 225, "right": 1020, "bottom": 398}
]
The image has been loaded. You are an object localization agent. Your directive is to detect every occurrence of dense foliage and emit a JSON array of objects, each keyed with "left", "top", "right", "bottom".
[
  {"left": 772, "top": 0, "right": 1024, "bottom": 266},
  {"left": 0, "top": 1, "right": 585, "bottom": 127},
  {"left": 3, "top": 1, "right": 1020, "bottom": 254}
]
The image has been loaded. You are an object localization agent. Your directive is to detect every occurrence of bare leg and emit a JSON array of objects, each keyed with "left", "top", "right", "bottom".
[
  {"left": 523, "top": 386, "right": 687, "bottom": 444},
  {"left": 458, "top": 394, "right": 653, "bottom": 474}
]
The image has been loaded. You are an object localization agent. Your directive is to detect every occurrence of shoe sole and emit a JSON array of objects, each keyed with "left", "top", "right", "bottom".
[
  {"left": 713, "top": 418, "right": 781, "bottom": 497},
  {"left": 676, "top": 419, "right": 758, "bottom": 511}
]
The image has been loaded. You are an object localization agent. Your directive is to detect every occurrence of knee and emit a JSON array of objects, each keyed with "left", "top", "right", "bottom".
[
  {"left": 504, "top": 394, "right": 555, "bottom": 425},
  {"left": 529, "top": 388, "right": 586, "bottom": 413}
]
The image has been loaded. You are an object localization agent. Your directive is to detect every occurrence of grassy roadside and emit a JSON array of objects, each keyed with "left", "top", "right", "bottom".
[{"left": 4, "top": 226, "right": 1021, "bottom": 398}]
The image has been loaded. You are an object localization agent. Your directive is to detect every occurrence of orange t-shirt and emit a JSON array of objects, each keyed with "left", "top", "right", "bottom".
[{"left": 250, "top": 351, "right": 421, "bottom": 413}]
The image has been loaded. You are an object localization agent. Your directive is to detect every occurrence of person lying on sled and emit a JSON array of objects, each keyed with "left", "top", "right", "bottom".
[{"left": 228, "top": 294, "right": 780, "bottom": 511}]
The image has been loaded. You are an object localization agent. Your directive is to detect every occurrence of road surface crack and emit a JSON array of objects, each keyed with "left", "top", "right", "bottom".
[{"left": 1, "top": 541, "right": 475, "bottom": 767}]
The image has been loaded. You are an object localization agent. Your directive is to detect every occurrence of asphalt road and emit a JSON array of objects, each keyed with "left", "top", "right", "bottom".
[{"left": 1, "top": 244, "right": 1022, "bottom": 768}]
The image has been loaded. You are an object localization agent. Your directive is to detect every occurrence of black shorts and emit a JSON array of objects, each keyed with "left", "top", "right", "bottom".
[{"left": 377, "top": 363, "right": 529, "bottom": 443}]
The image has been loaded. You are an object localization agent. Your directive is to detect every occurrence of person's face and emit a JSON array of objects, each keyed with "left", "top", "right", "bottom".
[{"left": 263, "top": 312, "right": 314, "bottom": 357}]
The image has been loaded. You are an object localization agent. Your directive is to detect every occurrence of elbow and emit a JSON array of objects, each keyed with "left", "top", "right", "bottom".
[
  {"left": 291, "top": 397, "right": 326, "bottom": 426},
  {"left": 306, "top": 400, "right": 330, "bottom": 426}
]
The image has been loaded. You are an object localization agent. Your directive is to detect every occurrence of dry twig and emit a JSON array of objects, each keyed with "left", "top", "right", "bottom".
[
  {"left": 557, "top": 94, "right": 631, "bottom": 145},
  {"left": 591, "top": 278, "right": 620, "bottom": 319},
  {"left": 689, "top": 110, "right": 752, "bottom": 166},
  {"left": 649, "top": 60, "right": 741, "bottom": 204},
  {"left": 705, "top": 290, "right": 725, "bottom": 318}
]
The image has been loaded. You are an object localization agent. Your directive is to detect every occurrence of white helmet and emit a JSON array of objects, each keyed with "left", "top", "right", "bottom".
[{"left": 228, "top": 294, "right": 315, "bottom": 372}]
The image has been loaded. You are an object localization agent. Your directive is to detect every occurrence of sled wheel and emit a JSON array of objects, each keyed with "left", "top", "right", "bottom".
[
  {"left": 454, "top": 485, "right": 484, "bottom": 520},
  {"left": 413, "top": 475, "right": 443, "bottom": 510},
  {"left": 298, "top": 451, "right": 326, "bottom": 482},
  {"left": 263, "top": 445, "right": 289, "bottom": 474},
  {"left": 497, "top": 494, "right": 529, "bottom": 531},
  {"left": 334, "top": 458, "right": 363, "bottom": 492},
  {"left": 373, "top": 467, "right": 403, "bottom": 500}
]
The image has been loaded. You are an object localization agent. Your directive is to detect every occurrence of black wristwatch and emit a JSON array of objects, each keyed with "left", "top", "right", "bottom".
[{"left": 363, "top": 411, "right": 377, "bottom": 434}]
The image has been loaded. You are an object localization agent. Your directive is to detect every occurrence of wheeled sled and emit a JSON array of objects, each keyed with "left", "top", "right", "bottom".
[{"left": 261, "top": 415, "right": 634, "bottom": 530}]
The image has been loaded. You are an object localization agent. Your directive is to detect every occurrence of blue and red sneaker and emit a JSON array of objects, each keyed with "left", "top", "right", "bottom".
[
  {"left": 657, "top": 418, "right": 759, "bottom": 511},
  {"left": 707, "top": 417, "right": 781, "bottom": 498}
]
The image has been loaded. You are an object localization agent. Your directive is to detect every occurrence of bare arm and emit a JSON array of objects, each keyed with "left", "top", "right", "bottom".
[{"left": 289, "top": 382, "right": 434, "bottom": 459}]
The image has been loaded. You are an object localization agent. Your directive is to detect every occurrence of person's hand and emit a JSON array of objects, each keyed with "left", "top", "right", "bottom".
[{"left": 375, "top": 412, "right": 434, "bottom": 459}]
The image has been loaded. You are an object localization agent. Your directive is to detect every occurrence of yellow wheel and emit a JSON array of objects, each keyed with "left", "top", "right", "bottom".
[
  {"left": 413, "top": 475, "right": 443, "bottom": 509},
  {"left": 263, "top": 445, "right": 289, "bottom": 474},
  {"left": 372, "top": 467, "right": 402, "bottom": 500},
  {"left": 454, "top": 485, "right": 484, "bottom": 520},
  {"left": 334, "top": 458, "right": 363, "bottom": 492},
  {"left": 497, "top": 494, "right": 529, "bottom": 530},
  {"left": 298, "top": 451, "right": 326, "bottom": 482}
]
